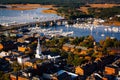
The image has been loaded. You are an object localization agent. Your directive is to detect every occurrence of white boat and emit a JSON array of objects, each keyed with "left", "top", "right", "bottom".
[
  {"left": 101, "top": 34, "right": 105, "bottom": 37},
  {"left": 112, "top": 27, "right": 119, "bottom": 32},
  {"left": 110, "top": 37, "right": 115, "bottom": 39},
  {"left": 108, "top": 28, "right": 112, "bottom": 32},
  {"left": 104, "top": 28, "right": 108, "bottom": 32}
]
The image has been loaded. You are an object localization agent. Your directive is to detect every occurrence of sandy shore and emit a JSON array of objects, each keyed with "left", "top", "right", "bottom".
[
  {"left": 0, "top": 4, "right": 57, "bottom": 14},
  {"left": 0, "top": 4, "right": 55, "bottom": 10},
  {"left": 103, "top": 21, "right": 120, "bottom": 26}
]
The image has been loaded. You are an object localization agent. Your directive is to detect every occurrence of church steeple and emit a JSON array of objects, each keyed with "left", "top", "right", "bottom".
[{"left": 35, "top": 38, "right": 42, "bottom": 58}]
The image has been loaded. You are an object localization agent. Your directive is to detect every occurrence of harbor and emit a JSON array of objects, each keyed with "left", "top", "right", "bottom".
[{"left": 0, "top": 7, "right": 120, "bottom": 42}]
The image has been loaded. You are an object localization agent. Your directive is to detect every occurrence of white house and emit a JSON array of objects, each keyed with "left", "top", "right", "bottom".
[
  {"left": 17, "top": 55, "right": 30, "bottom": 64},
  {"left": 0, "top": 51, "right": 10, "bottom": 58}
]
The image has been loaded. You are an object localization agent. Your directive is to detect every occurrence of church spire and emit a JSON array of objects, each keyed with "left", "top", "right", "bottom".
[{"left": 35, "top": 38, "right": 42, "bottom": 58}]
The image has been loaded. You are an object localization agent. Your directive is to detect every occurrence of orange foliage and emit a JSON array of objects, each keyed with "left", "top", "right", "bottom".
[{"left": 0, "top": 44, "right": 3, "bottom": 50}]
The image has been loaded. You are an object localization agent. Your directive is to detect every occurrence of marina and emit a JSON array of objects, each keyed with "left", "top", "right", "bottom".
[
  {"left": 0, "top": 8, "right": 120, "bottom": 42},
  {"left": 20, "top": 23, "right": 120, "bottom": 42}
]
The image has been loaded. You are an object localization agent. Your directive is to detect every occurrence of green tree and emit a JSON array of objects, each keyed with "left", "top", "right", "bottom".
[
  {"left": 60, "top": 50, "right": 68, "bottom": 58},
  {"left": 67, "top": 53, "right": 74, "bottom": 64},
  {"left": 72, "top": 55, "right": 81, "bottom": 66},
  {"left": 11, "top": 61, "right": 21, "bottom": 72},
  {"left": 0, "top": 71, "right": 10, "bottom": 80}
]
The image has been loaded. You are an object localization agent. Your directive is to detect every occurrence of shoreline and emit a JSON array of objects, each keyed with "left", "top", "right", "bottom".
[
  {"left": 103, "top": 21, "right": 120, "bottom": 27},
  {"left": 0, "top": 4, "right": 58, "bottom": 14},
  {"left": 0, "top": 4, "right": 55, "bottom": 10},
  {"left": 0, "top": 4, "right": 120, "bottom": 26}
]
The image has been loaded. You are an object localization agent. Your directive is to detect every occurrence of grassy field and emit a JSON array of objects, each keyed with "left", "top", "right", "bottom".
[
  {"left": 80, "top": 4, "right": 120, "bottom": 14},
  {"left": 1, "top": 4, "right": 54, "bottom": 10}
]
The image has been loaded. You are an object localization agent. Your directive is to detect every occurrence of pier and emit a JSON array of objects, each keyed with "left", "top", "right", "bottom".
[{"left": 0, "top": 19, "right": 70, "bottom": 31}]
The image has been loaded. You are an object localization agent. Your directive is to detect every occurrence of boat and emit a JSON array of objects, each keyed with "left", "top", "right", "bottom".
[
  {"left": 112, "top": 27, "right": 119, "bottom": 32},
  {"left": 104, "top": 28, "right": 108, "bottom": 32},
  {"left": 108, "top": 28, "right": 112, "bottom": 32},
  {"left": 101, "top": 34, "right": 105, "bottom": 37}
]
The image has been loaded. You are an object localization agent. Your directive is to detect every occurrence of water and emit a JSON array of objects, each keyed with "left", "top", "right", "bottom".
[
  {"left": 0, "top": 8, "right": 63, "bottom": 24},
  {"left": 47, "top": 25, "right": 120, "bottom": 42},
  {"left": 0, "top": 8, "right": 120, "bottom": 42}
]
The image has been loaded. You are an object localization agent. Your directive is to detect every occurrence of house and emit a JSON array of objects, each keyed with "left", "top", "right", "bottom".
[
  {"left": 17, "top": 55, "right": 30, "bottom": 64},
  {"left": 107, "top": 48, "right": 120, "bottom": 55},
  {"left": 0, "top": 51, "right": 10, "bottom": 58},
  {"left": 24, "top": 58, "right": 43, "bottom": 68},
  {"left": 17, "top": 37, "right": 25, "bottom": 43},
  {"left": 75, "top": 46, "right": 88, "bottom": 55},
  {"left": 43, "top": 70, "right": 78, "bottom": 80},
  {"left": 10, "top": 68, "right": 36, "bottom": 80},
  {"left": 102, "top": 77, "right": 108, "bottom": 80},
  {"left": 62, "top": 43, "right": 75, "bottom": 52},
  {"left": 25, "top": 37, "right": 37, "bottom": 43},
  {"left": 9, "top": 33, "right": 16, "bottom": 37},
  {"left": 0, "top": 50, "right": 24, "bottom": 63},
  {"left": 75, "top": 62, "right": 97, "bottom": 76},
  {"left": 62, "top": 43, "right": 70, "bottom": 51},
  {"left": 18, "top": 46, "right": 27, "bottom": 52},
  {"left": 17, "top": 42, "right": 30, "bottom": 53},
  {"left": 104, "top": 59, "right": 120, "bottom": 75},
  {"left": 62, "top": 44, "right": 88, "bottom": 54},
  {"left": 75, "top": 66, "right": 84, "bottom": 75},
  {"left": 32, "top": 33, "right": 40, "bottom": 37},
  {"left": 104, "top": 66, "right": 119, "bottom": 75},
  {"left": 64, "top": 64, "right": 75, "bottom": 72},
  {"left": 52, "top": 71, "right": 71, "bottom": 80},
  {"left": 1, "top": 40, "right": 17, "bottom": 51},
  {"left": 11, "top": 50, "right": 24, "bottom": 56},
  {"left": 23, "top": 34, "right": 31, "bottom": 39},
  {"left": 96, "top": 55, "right": 117, "bottom": 70},
  {"left": 47, "top": 54, "right": 60, "bottom": 60},
  {"left": 75, "top": 46, "right": 87, "bottom": 51}
]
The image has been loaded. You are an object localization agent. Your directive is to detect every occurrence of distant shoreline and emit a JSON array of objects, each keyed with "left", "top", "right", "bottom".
[
  {"left": 0, "top": 4, "right": 57, "bottom": 14},
  {"left": 0, "top": 4, "right": 55, "bottom": 10},
  {"left": 0, "top": 4, "right": 120, "bottom": 26}
]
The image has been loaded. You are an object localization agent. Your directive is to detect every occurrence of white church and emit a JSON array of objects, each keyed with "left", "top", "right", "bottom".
[{"left": 35, "top": 38, "right": 60, "bottom": 60}]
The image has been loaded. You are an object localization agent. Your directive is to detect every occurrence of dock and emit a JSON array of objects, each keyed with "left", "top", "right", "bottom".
[{"left": 0, "top": 19, "right": 68, "bottom": 31}]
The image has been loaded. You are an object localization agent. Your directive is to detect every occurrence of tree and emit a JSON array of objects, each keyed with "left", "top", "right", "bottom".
[
  {"left": 87, "top": 48, "right": 94, "bottom": 56},
  {"left": 50, "top": 48, "right": 60, "bottom": 54},
  {"left": 72, "top": 55, "right": 81, "bottom": 66},
  {"left": 60, "top": 50, "right": 68, "bottom": 58},
  {"left": 0, "top": 71, "right": 3, "bottom": 78},
  {"left": 2, "top": 73, "right": 10, "bottom": 80},
  {"left": 67, "top": 53, "right": 74, "bottom": 64},
  {"left": 0, "top": 71, "right": 9, "bottom": 80},
  {"left": 11, "top": 61, "right": 21, "bottom": 72}
]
